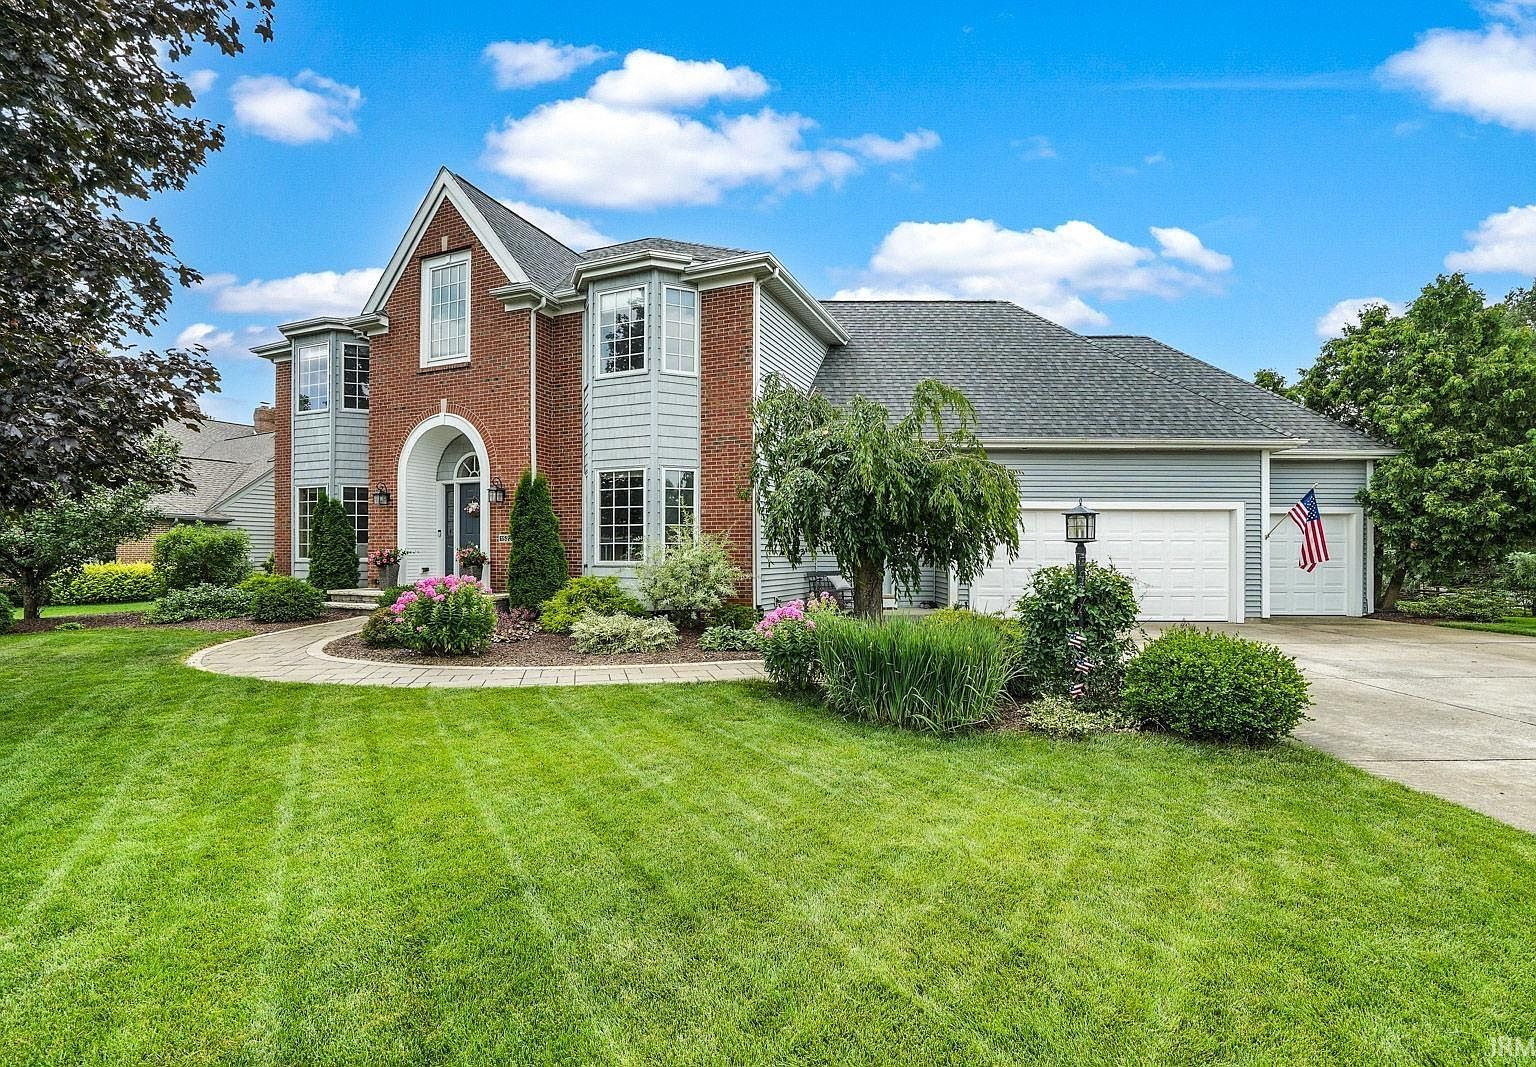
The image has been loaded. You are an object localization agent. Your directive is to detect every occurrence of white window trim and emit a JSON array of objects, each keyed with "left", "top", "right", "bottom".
[
  {"left": 341, "top": 342, "right": 370, "bottom": 411},
  {"left": 341, "top": 484, "right": 370, "bottom": 552},
  {"left": 662, "top": 467, "right": 701, "bottom": 539},
  {"left": 661, "top": 285, "right": 699, "bottom": 377},
  {"left": 420, "top": 250, "right": 471, "bottom": 368},
  {"left": 594, "top": 283, "right": 649, "bottom": 379},
  {"left": 295, "top": 341, "right": 330, "bottom": 414},
  {"left": 594, "top": 466, "right": 647, "bottom": 565},
  {"left": 294, "top": 486, "right": 323, "bottom": 562}
]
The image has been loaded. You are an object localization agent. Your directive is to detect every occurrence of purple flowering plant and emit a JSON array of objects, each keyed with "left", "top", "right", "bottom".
[
  {"left": 756, "top": 592, "right": 840, "bottom": 691},
  {"left": 390, "top": 573, "right": 496, "bottom": 656}
]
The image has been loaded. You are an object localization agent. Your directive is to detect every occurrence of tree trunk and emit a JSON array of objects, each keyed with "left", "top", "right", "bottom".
[
  {"left": 1378, "top": 566, "right": 1407, "bottom": 613},
  {"left": 20, "top": 569, "right": 42, "bottom": 622},
  {"left": 851, "top": 556, "right": 885, "bottom": 621}
]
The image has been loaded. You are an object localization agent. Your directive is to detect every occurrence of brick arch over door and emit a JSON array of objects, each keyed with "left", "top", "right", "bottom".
[{"left": 396, "top": 413, "right": 490, "bottom": 584}]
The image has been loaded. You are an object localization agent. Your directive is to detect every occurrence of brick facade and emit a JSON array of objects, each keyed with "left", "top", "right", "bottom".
[
  {"left": 366, "top": 199, "right": 539, "bottom": 592},
  {"left": 536, "top": 310, "right": 585, "bottom": 576},
  {"left": 115, "top": 523, "right": 174, "bottom": 565},
  {"left": 700, "top": 283, "right": 756, "bottom": 604},
  {"left": 273, "top": 361, "right": 292, "bottom": 575}
]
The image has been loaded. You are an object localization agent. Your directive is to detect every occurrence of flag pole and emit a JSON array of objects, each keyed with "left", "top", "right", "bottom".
[{"left": 1263, "top": 483, "right": 1319, "bottom": 540}]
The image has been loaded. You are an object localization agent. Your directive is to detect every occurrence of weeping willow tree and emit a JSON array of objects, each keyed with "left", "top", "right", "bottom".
[{"left": 750, "top": 374, "right": 1021, "bottom": 619}]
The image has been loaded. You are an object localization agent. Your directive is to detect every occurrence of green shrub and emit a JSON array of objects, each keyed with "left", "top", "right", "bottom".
[
  {"left": 539, "top": 577, "right": 644, "bottom": 633},
  {"left": 47, "top": 562, "right": 164, "bottom": 605},
  {"left": 379, "top": 584, "right": 413, "bottom": 609},
  {"left": 306, "top": 492, "right": 360, "bottom": 592},
  {"left": 924, "top": 608, "right": 1025, "bottom": 691},
  {"left": 238, "top": 574, "right": 326, "bottom": 623},
  {"left": 756, "top": 593, "right": 841, "bottom": 692},
  {"left": 570, "top": 612, "right": 679, "bottom": 654},
  {"left": 1017, "top": 695, "right": 1120, "bottom": 739},
  {"left": 360, "top": 605, "right": 404, "bottom": 647},
  {"left": 0, "top": 594, "right": 12, "bottom": 635},
  {"left": 506, "top": 471, "right": 569, "bottom": 611},
  {"left": 816, "top": 614, "right": 1012, "bottom": 733},
  {"left": 1397, "top": 588, "right": 1521, "bottom": 622},
  {"left": 152, "top": 525, "right": 252, "bottom": 590},
  {"left": 1014, "top": 563, "right": 1140, "bottom": 707},
  {"left": 698, "top": 625, "right": 760, "bottom": 652},
  {"left": 708, "top": 602, "right": 759, "bottom": 630},
  {"left": 1123, "top": 627, "right": 1311, "bottom": 744},
  {"left": 143, "top": 583, "right": 252, "bottom": 623},
  {"left": 54, "top": 621, "right": 84, "bottom": 631},
  {"left": 634, "top": 533, "right": 744, "bottom": 626},
  {"left": 394, "top": 575, "right": 496, "bottom": 656},
  {"left": 1502, "top": 552, "right": 1536, "bottom": 614}
]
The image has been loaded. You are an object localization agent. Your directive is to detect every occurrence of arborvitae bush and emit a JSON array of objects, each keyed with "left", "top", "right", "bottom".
[
  {"left": 306, "top": 492, "right": 359, "bottom": 592},
  {"left": 507, "top": 471, "right": 568, "bottom": 611}
]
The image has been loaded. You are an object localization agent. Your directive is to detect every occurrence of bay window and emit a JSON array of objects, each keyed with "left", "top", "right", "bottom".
[
  {"left": 296, "top": 342, "right": 329, "bottom": 412},
  {"left": 598, "top": 286, "right": 646, "bottom": 375},
  {"left": 663, "top": 287, "right": 698, "bottom": 374},
  {"left": 664, "top": 469, "right": 697, "bottom": 540},
  {"left": 597, "top": 469, "right": 646, "bottom": 562}
]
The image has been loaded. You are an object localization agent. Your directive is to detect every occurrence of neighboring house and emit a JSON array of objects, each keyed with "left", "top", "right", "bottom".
[
  {"left": 253, "top": 168, "right": 1392, "bottom": 621},
  {"left": 116, "top": 413, "right": 277, "bottom": 566}
]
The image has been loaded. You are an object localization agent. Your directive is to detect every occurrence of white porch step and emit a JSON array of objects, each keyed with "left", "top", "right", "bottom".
[{"left": 327, "top": 588, "right": 384, "bottom": 611}]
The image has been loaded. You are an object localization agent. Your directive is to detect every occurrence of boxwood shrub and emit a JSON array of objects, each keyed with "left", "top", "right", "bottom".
[
  {"left": 816, "top": 614, "right": 1012, "bottom": 733},
  {"left": 1014, "top": 562, "right": 1140, "bottom": 708},
  {"left": 1396, "top": 589, "right": 1519, "bottom": 622},
  {"left": 47, "top": 562, "right": 164, "bottom": 605},
  {"left": 538, "top": 576, "right": 644, "bottom": 633},
  {"left": 143, "top": 583, "right": 252, "bottom": 624},
  {"left": 238, "top": 574, "right": 326, "bottom": 623},
  {"left": 698, "top": 624, "right": 760, "bottom": 652},
  {"left": 1123, "top": 626, "right": 1311, "bottom": 744},
  {"left": 152, "top": 525, "right": 251, "bottom": 590},
  {"left": 0, "top": 594, "right": 12, "bottom": 635},
  {"left": 360, "top": 605, "right": 405, "bottom": 647}
]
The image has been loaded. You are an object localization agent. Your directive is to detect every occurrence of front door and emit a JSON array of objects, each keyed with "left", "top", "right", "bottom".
[{"left": 443, "top": 481, "right": 481, "bottom": 573}]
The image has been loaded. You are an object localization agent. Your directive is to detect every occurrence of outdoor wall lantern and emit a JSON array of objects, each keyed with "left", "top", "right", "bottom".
[
  {"left": 487, "top": 477, "right": 508, "bottom": 506},
  {"left": 373, "top": 484, "right": 392, "bottom": 508}
]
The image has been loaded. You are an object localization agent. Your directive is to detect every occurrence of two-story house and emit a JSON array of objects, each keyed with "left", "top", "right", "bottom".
[{"left": 254, "top": 168, "right": 1392, "bottom": 622}]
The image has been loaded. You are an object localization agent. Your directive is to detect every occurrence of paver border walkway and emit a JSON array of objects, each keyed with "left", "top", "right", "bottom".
[{"left": 186, "top": 616, "right": 766, "bottom": 688}]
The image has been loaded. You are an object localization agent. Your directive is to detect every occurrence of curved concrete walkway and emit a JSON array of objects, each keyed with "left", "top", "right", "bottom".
[{"left": 186, "top": 616, "right": 766, "bottom": 688}]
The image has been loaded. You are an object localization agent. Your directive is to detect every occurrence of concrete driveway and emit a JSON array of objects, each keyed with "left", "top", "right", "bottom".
[{"left": 1159, "top": 619, "right": 1536, "bottom": 833}]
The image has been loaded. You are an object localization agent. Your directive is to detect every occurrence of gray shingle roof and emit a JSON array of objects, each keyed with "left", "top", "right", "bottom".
[
  {"left": 152, "top": 418, "right": 274, "bottom": 521},
  {"left": 1087, "top": 335, "right": 1386, "bottom": 451},
  {"left": 450, "top": 173, "right": 585, "bottom": 293},
  {"left": 577, "top": 237, "right": 757, "bottom": 266},
  {"left": 814, "top": 301, "right": 1303, "bottom": 444}
]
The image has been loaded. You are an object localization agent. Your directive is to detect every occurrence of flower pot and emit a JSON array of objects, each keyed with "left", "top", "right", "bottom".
[{"left": 378, "top": 562, "right": 399, "bottom": 588}]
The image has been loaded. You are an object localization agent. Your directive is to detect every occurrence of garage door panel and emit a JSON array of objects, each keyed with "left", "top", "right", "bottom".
[
  {"left": 971, "top": 507, "right": 1236, "bottom": 621},
  {"left": 1269, "top": 512, "right": 1356, "bottom": 616}
]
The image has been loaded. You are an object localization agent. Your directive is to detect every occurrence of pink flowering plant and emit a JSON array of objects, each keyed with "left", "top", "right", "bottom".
[
  {"left": 367, "top": 547, "right": 406, "bottom": 568},
  {"left": 390, "top": 573, "right": 497, "bottom": 656},
  {"left": 755, "top": 592, "right": 841, "bottom": 691}
]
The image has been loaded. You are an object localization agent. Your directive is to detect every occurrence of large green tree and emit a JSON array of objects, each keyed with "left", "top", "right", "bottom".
[
  {"left": 1295, "top": 274, "right": 1536, "bottom": 608},
  {"left": 750, "top": 374, "right": 1021, "bottom": 619},
  {"left": 0, "top": 0, "right": 273, "bottom": 513}
]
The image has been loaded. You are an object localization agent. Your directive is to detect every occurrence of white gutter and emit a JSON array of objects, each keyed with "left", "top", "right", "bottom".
[{"left": 982, "top": 436, "right": 1308, "bottom": 451}]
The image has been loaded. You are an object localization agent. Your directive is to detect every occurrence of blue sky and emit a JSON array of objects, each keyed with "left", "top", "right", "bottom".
[{"left": 153, "top": 0, "right": 1536, "bottom": 423}]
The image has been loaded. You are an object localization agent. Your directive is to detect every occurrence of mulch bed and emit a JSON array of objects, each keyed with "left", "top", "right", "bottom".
[
  {"left": 325, "top": 629, "right": 763, "bottom": 668},
  {"left": 7, "top": 609, "right": 356, "bottom": 636}
]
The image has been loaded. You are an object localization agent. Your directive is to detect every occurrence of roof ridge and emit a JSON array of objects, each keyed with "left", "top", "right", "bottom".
[{"left": 448, "top": 171, "right": 580, "bottom": 257}]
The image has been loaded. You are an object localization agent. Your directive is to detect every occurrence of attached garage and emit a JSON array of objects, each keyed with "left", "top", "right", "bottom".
[
  {"left": 969, "top": 503, "right": 1245, "bottom": 622},
  {"left": 1266, "top": 508, "right": 1364, "bottom": 616}
]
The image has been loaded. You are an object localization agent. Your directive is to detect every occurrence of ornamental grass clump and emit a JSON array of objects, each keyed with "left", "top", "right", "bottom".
[
  {"left": 390, "top": 574, "right": 496, "bottom": 656},
  {"left": 816, "top": 614, "right": 1012, "bottom": 733},
  {"left": 756, "top": 593, "right": 840, "bottom": 692}
]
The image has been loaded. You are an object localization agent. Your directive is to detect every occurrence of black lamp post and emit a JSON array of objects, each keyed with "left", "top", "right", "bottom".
[
  {"left": 373, "top": 484, "right": 391, "bottom": 508},
  {"left": 1063, "top": 499, "right": 1098, "bottom": 627}
]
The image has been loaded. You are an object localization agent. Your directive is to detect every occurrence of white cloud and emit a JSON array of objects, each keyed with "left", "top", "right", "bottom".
[
  {"left": 230, "top": 70, "right": 362, "bottom": 144},
  {"left": 500, "top": 200, "right": 615, "bottom": 250},
  {"left": 1315, "top": 297, "right": 1403, "bottom": 339},
  {"left": 587, "top": 50, "right": 768, "bottom": 109},
  {"left": 485, "top": 98, "right": 858, "bottom": 209},
  {"left": 1143, "top": 151, "right": 1168, "bottom": 165},
  {"left": 835, "top": 129, "right": 941, "bottom": 163},
  {"left": 174, "top": 322, "right": 271, "bottom": 358},
  {"left": 204, "top": 268, "right": 382, "bottom": 317},
  {"left": 1014, "top": 135, "right": 1057, "bottom": 160},
  {"left": 482, "top": 40, "right": 610, "bottom": 89},
  {"left": 1445, "top": 204, "right": 1536, "bottom": 273},
  {"left": 1149, "top": 226, "right": 1233, "bottom": 272},
  {"left": 185, "top": 69, "right": 217, "bottom": 95},
  {"left": 1380, "top": 24, "right": 1536, "bottom": 133},
  {"left": 832, "top": 218, "right": 1231, "bottom": 327}
]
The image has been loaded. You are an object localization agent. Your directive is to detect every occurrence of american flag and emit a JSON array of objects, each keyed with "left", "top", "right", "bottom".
[{"left": 1288, "top": 489, "right": 1330, "bottom": 573}]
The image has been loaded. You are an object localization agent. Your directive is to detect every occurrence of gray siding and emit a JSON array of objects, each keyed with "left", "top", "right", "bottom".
[
  {"left": 758, "top": 292, "right": 826, "bottom": 391},
  {"left": 966, "top": 449, "right": 1265, "bottom": 619},
  {"left": 1271, "top": 458, "right": 1368, "bottom": 509},
  {"left": 218, "top": 471, "right": 275, "bottom": 565},
  {"left": 287, "top": 330, "right": 370, "bottom": 575}
]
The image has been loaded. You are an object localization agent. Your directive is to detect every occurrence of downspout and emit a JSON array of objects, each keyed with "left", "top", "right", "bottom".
[{"left": 528, "top": 305, "right": 539, "bottom": 476}]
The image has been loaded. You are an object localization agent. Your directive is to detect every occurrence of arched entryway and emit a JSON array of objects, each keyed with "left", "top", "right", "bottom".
[{"left": 396, "top": 414, "right": 489, "bottom": 583}]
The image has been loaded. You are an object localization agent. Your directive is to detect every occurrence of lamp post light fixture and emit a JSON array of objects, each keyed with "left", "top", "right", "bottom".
[
  {"left": 487, "top": 477, "right": 508, "bottom": 507},
  {"left": 1063, "top": 499, "right": 1098, "bottom": 627},
  {"left": 373, "top": 484, "right": 392, "bottom": 508}
]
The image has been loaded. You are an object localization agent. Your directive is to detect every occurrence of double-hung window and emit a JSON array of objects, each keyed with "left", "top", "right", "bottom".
[
  {"left": 663, "top": 469, "right": 697, "bottom": 541},
  {"left": 341, "top": 486, "right": 369, "bottom": 547},
  {"left": 296, "top": 487, "right": 322, "bottom": 559},
  {"left": 597, "top": 469, "right": 646, "bottom": 562},
  {"left": 296, "top": 342, "right": 329, "bottom": 412},
  {"left": 662, "top": 287, "right": 698, "bottom": 374},
  {"left": 597, "top": 286, "right": 646, "bottom": 375},
  {"left": 342, "top": 343, "right": 369, "bottom": 410},
  {"left": 423, "top": 252, "right": 469, "bottom": 364}
]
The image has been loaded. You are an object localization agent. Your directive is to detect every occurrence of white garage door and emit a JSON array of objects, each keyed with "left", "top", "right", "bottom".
[
  {"left": 969, "top": 506, "right": 1239, "bottom": 622},
  {"left": 1268, "top": 511, "right": 1360, "bottom": 616}
]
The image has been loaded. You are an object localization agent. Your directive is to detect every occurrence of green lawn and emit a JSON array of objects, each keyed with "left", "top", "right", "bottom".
[
  {"left": 1, "top": 628, "right": 1533, "bottom": 1064},
  {"left": 37, "top": 600, "right": 154, "bottom": 618},
  {"left": 1442, "top": 615, "right": 1536, "bottom": 638}
]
